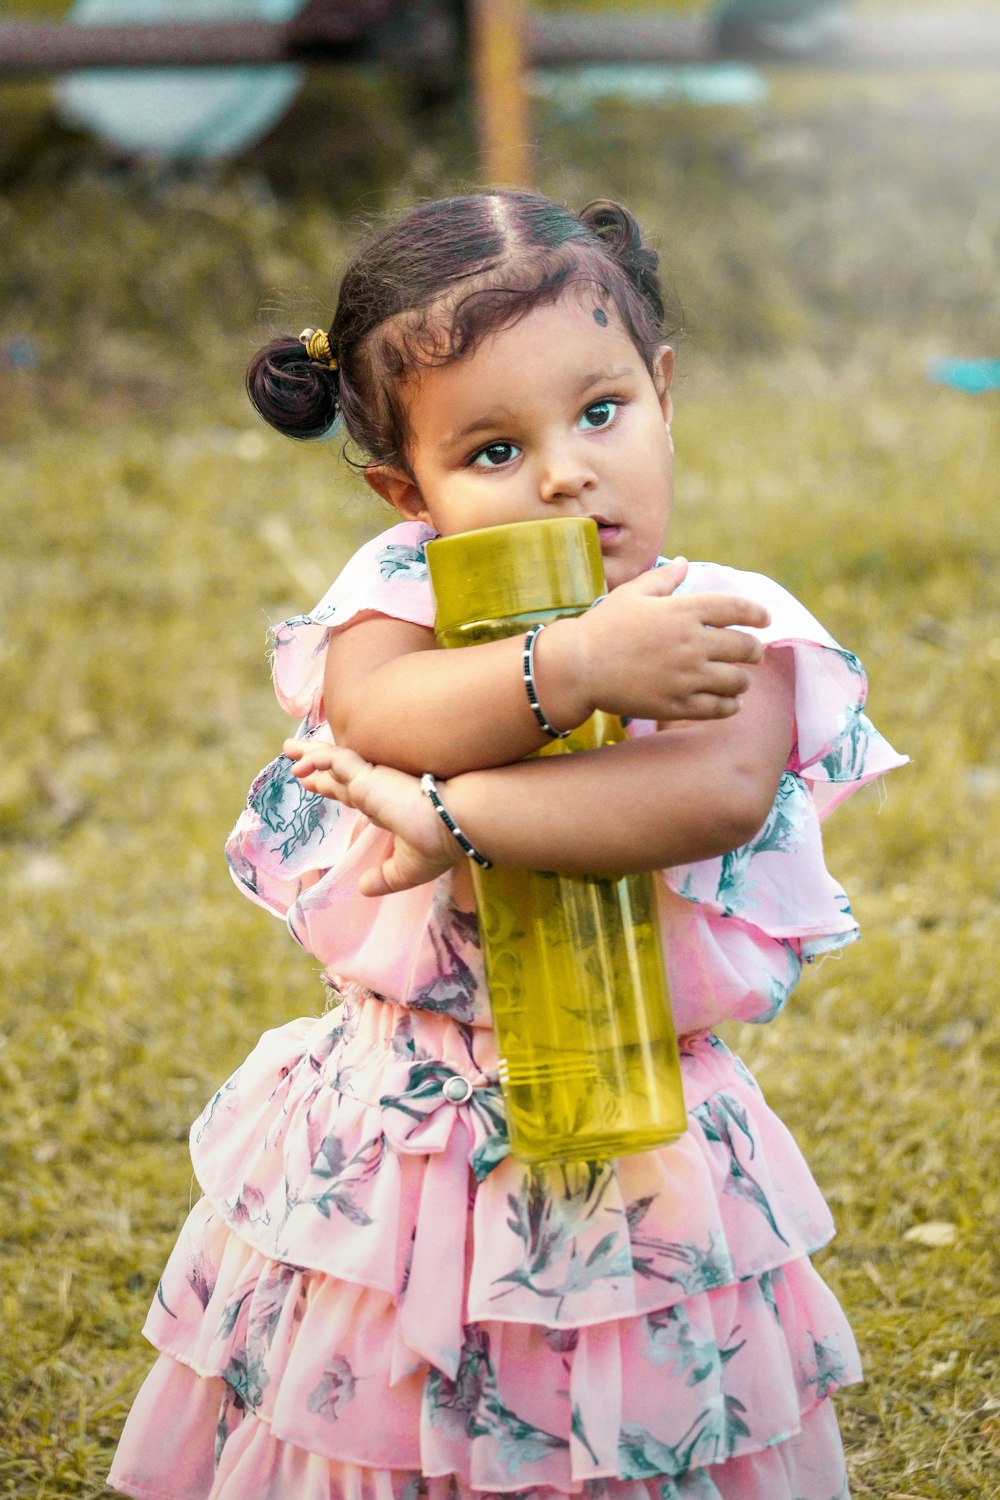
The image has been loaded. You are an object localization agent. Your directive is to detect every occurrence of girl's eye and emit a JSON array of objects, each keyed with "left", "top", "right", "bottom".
[
  {"left": 470, "top": 441, "right": 520, "bottom": 469},
  {"left": 579, "top": 399, "right": 620, "bottom": 431}
]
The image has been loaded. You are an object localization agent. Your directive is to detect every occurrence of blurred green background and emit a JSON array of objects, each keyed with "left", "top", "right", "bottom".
[{"left": 1, "top": 2, "right": 998, "bottom": 1496}]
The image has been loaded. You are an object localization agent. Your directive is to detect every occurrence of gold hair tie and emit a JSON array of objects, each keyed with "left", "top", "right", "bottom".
[{"left": 299, "top": 327, "right": 338, "bottom": 371}]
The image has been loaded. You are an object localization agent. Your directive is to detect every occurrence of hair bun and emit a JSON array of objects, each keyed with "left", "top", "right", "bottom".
[
  {"left": 578, "top": 198, "right": 665, "bottom": 331},
  {"left": 246, "top": 334, "right": 340, "bottom": 442},
  {"left": 579, "top": 199, "right": 641, "bottom": 257}
]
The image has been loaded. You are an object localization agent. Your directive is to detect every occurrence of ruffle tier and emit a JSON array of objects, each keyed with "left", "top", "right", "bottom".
[
  {"left": 111, "top": 992, "right": 859, "bottom": 1498},
  {"left": 110, "top": 1245, "right": 854, "bottom": 1499},
  {"left": 185, "top": 993, "right": 840, "bottom": 1343},
  {"left": 110, "top": 1358, "right": 851, "bottom": 1500}
]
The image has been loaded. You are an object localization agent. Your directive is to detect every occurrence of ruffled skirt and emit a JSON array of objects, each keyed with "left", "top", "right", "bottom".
[{"left": 109, "top": 989, "right": 858, "bottom": 1500}]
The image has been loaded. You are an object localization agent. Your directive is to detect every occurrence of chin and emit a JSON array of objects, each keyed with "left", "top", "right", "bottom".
[
  {"left": 604, "top": 563, "right": 633, "bottom": 590},
  {"left": 606, "top": 553, "right": 655, "bottom": 590}
]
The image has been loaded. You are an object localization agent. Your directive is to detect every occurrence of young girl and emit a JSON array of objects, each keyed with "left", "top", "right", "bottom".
[{"left": 110, "top": 191, "right": 905, "bottom": 1500}]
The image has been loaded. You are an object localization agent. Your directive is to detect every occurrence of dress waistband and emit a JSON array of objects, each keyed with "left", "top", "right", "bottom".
[{"left": 314, "top": 992, "right": 746, "bottom": 1167}]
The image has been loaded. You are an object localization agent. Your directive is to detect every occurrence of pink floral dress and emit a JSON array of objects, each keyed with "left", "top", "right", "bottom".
[{"left": 109, "top": 521, "right": 906, "bottom": 1500}]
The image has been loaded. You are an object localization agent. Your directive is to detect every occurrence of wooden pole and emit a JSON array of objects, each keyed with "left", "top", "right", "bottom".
[{"left": 469, "top": 0, "right": 532, "bottom": 188}]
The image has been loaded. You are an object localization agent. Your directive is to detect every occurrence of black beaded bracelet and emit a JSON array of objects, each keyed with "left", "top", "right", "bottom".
[
  {"left": 522, "top": 624, "right": 572, "bottom": 739},
  {"left": 420, "top": 773, "right": 492, "bottom": 869}
]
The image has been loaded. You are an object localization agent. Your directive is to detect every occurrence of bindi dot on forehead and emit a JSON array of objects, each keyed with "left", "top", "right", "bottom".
[{"left": 592, "top": 308, "right": 609, "bottom": 327}]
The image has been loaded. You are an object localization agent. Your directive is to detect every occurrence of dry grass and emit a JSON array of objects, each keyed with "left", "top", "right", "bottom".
[{"left": 1, "top": 46, "right": 999, "bottom": 1500}]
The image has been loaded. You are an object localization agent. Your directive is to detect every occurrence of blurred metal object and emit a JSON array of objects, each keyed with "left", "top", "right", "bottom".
[
  {"left": 10, "top": 0, "right": 463, "bottom": 163},
  {"left": 527, "top": 9, "right": 1000, "bottom": 68},
  {"left": 0, "top": 21, "right": 298, "bottom": 72},
  {"left": 713, "top": 0, "right": 850, "bottom": 59},
  {"left": 2, "top": 5, "right": 998, "bottom": 189},
  {"left": 0, "top": 0, "right": 429, "bottom": 74},
  {"left": 3, "top": 9, "right": 1000, "bottom": 75},
  {"left": 56, "top": 0, "right": 308, "bottom": 160},
  {"left": 470, "top": 0, "right": 530, "bottom": 186}
]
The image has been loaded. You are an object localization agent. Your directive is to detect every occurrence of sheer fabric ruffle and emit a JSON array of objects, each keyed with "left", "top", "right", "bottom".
[
  {"left": 110, "top": 994, "right": 859, "bottom": 1500},
  {"left": 225, "top": 522, "right": 906, "bottom": 1035},
  {"left": 110, "top": 525, "right": 904, "bottom": 1497}
]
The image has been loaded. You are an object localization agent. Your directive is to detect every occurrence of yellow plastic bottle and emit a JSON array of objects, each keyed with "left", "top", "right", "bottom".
[{"left": 426, "top": 517, "right": 688, "bottom": 1164}]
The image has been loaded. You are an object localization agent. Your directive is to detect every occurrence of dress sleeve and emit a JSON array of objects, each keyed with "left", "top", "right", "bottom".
[
  {"left": 225, "top": 520, "right": 438, "bottom": 921},
  {"left": 658, "top": 562, "right": 907, "bottom": 962},
  {"left": 270, "top": 519, "right": 438, "bottom": 731}
]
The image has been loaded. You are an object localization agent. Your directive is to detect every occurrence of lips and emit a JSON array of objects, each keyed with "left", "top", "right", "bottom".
[{"left": 592, "top": 516, "right": 622, "bottom": 543}]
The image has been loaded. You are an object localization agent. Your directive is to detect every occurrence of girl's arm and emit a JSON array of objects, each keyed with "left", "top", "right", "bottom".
[
  {"left": 324, "top": 561, "right": 772, "bottom": 777},
  {"left": 288, "top": 646, "right": 795, "bottom": 895}
]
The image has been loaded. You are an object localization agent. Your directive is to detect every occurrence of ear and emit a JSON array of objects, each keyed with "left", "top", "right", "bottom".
[
  {"left": 653, "top": 344, "right": 674, "bottom": 425},
  {"left": 364, "top": 465, "right": 431, "bottom": 522}
]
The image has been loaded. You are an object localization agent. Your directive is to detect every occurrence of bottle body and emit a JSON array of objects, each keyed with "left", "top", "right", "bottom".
[
  {"left": 427, "top": 520, "right": 687, "bottom": 1165},
  {"left": 473, "top": 709, "right": 687, "bottom": 1164}
]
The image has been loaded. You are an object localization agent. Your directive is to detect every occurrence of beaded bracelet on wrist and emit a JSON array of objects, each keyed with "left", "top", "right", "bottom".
[
  {"left": 522, "top": 623, "right": 572, "bottom": 740},
  {"left": 420, "top": 773, "right": 492, "bottom": 869}
]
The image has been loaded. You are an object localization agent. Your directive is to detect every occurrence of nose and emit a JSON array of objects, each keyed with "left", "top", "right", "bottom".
[{"left": 538, "top": 440, "right": 597, "bottom": 507}]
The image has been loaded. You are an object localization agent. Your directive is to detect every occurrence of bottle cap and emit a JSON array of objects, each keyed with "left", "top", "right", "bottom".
[{"left": 426, "top": 518, "right": 605, "bottom": 638}]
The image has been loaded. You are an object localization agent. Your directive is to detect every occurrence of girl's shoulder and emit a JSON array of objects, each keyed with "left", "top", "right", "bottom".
[{"left": 308, "top": 519, "right": 438, "bottom": 627}]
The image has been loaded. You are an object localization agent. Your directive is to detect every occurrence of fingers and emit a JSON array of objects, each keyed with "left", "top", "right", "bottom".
[
  {"left": 693, "top": 593, "right": 770, "bottom": 634},
  {"left": 357, "top": 801, "right": 462, "bottom": 897},
  {"left": 282, "top": 740, "right": 375, "bottom": 808},
  {"left": 280, "top": 743, "right": 456, "bottom": 896},
  {"left": 358, "top": 864, "right": 394, "bottom": 898},
  {"left": 704, "top": 626, "right": 766, "bottom": 666},
  {"left": 293, "top": 768, "right": 348, "bottom": 799},
  {"left": 283, "top": 738, "right": 333, "bottom": 780},
  {"left": 671, "top": 692, "right": 744, "bottom": 721},
  {"left": 623, "top": 557, "right": 689, "bottom": 597},
  {"left": 325, "top": 748, "right": 377, "bottom": 812},
  {"left": 358, "top": 849, "right": 427, "bottom": 898},
  {"left": 283, "top": 739, "right": 363, "bottom": 777},
  {"left": 659, "top": 663, "right": 753, "bottom": 720},
  {"left": 697, "top": 662, "right": 753, "bottom": 698}
]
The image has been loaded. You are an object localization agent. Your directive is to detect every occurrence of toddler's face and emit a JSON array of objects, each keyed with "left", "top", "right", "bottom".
[{"left": 368, "top": 295, "right": 674, "bottom": 590}]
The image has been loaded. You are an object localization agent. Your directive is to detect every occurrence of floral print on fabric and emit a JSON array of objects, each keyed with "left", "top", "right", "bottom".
[
  {"left": 117, "top": 1147, "right": 860, "bottom": 1494},
  {"left": 226, "top": 521, "right": 906, "bottom": 1033},
  {"left": 378, "top": 541, "right": 431, "bottom": 583},
  {"left": 307, "top": 1354, "right": 358, "bottom": 1421},
  {"left": 247, "top": 752, "right": 332, "bottom": 864},
  {"left": 424, "top": 1327, "right": 570, "bottom": 1475},
  {"left": 109, "top": 523, "right": 905, "bottom": 1500},
  {"left": 710, "top": 774, "right": 809, "bottom": 918},
  {"left": 691, "top": 1094, "right": 789, "bottom": 1246}
]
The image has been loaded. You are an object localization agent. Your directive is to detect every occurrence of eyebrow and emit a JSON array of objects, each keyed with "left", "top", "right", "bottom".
[
  {"left": 446, "top": 410, "right": 515, "bottom": 446},
  {"left": 576, "top": 366, "right": 634, "bottom": 392},
  {"left": 443, "top": 367, "right": 637, "bottom": 449}
]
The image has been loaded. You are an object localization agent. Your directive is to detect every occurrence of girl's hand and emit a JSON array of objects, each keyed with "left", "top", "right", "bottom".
[
  {"left": 282, "top": 739, "right": 464, "bottom": 896},
  {"left": 543, "top": 559, "right": 771, "bottom": 727}
]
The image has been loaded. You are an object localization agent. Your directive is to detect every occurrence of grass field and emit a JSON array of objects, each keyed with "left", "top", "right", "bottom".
[{"left": 1, "top": 36, "right": 999, "bottom": 1500}]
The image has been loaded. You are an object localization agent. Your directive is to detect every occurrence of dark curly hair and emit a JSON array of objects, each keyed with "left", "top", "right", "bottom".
[{"left": 247, "top": 191, "right": 676, "bottom": 478}]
